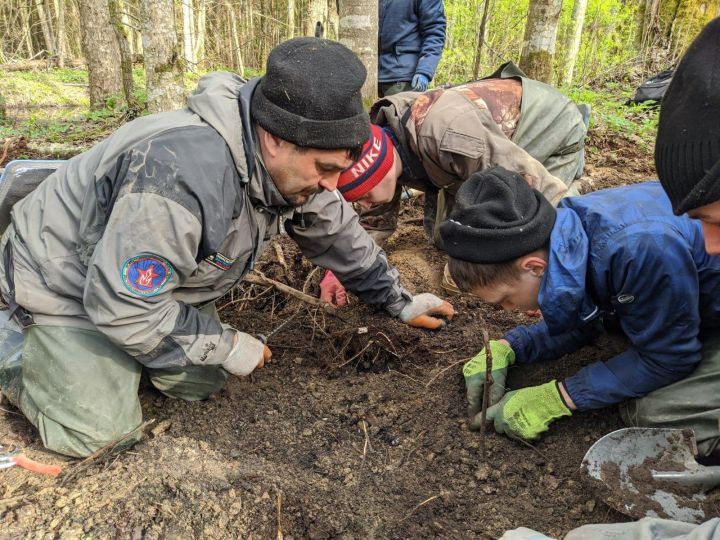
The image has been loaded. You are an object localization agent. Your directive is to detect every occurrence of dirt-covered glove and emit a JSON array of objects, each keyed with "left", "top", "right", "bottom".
[
  {"left": 411, "top": 73, "right": 429, "bottom": 91},
  {"left": 222, "top": 332, "right": 272, "bottom": 377},
  {"left": 319, "top": 270, "right": 347, "bottom": 308},
  {"left": 482, "top": 381, "right": 571, "bottom": 440},
  {"left": 463, "top": 340, "right": 515, "bottom": 417},
  {"left": 399, "top": 293, "right": 455, "bottom": 329}
]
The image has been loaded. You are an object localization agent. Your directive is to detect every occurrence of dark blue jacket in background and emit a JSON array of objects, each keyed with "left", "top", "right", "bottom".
[
  {"left": 378, "top": 0, "right": 446, "bottom": 83},
  {"left": 503, "top": 182, "right": 720, "bottom": 410}
]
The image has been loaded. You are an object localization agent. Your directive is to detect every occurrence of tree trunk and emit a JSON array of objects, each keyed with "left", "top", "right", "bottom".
[
  {"left": 560, "top": 0, "right": 587, "bottom": 85},
  {"left": 305, "top": 0, "right": 328, "bottom": 36},
  {"left": 287, "top": 0, "right": 295, "bottom": 38},
  {"left": 77, "top": 0, "right": 123, "bottom": 109},
  {"left": 19, "top": 1, "right": 36, "bottom": 58},
  {"left": 109, "top": 0, "right": 141, "bottom": 116},
  {"left": 519, "top": 0, "right": 563, "bottom": 84},
  {"left": 33, "top": 0, "right": 55, "bottom": 56},
  {"left": 182, "top": 0, "right": 196, "bottom": 70},
  {"left": 225, "top": 1, "right": 243, "bottom": 74},
  {"left": 55, "top": 0, "right": 66, "bottom": 67},
  {"left": 472, "top": 0, "right": 492, "bottom": 80},
  {"left": 140, "top": 0, "right": 185, "bottom": 113},
  {"left": 338, "top": 0, "right": 378, "bottom": 103},
  {"left": 193, "top": 0, "right": 206, "bottom": 66}
]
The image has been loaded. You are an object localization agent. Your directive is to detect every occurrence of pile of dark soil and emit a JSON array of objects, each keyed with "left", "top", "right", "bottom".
[{"left": 0, "top": 127, "right": 654, "bottom": 538}]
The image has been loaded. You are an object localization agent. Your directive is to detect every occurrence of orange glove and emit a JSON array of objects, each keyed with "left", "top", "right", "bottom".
[
  {"left": 399, "top": 293, "right": 455, "bottom": 329},
  {"left": 319, "top": 270, "right": 347, "bottom": 308}
]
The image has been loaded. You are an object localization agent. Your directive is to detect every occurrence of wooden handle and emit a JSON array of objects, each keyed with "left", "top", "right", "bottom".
[{"left": 12, "top": 454, "right": 62, "bottom": 476}]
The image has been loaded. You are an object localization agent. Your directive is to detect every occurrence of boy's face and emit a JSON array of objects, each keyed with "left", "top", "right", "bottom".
[
  {"left": 688, "top": 200, "right": 720, "bottom": 255},
  {"left": 470, "top": 256, "right": 546, "bottom": 312},
  {"left": 352, "top": 148, "right": 401, "bottom": 210}
]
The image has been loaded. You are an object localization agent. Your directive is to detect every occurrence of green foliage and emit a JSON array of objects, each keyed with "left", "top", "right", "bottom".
[{"left": 563, "top": 83, "right": 659, "bottom": 150}]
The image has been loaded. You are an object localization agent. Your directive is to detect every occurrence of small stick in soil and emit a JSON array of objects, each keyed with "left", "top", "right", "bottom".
[
  {"left": 360, "top": 419, "right": 371, "bottom": 458},
  {"left": 273, "top": 242, "right": 288, "bottom": 273},
  {"left": 479, "top": 327, "right": 494, "bottom": 456},
  {"left": 397, "top": 494, "right": 442, "bottom": 523},
  {"left": 276, "top": 491, "right": 284, "bottom": 540}
]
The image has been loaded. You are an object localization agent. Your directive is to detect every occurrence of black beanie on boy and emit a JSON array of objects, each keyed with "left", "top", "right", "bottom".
[
  {"left": 251, "top": 37, "right": 371, "bottom": 150},
  {"left": 655, "top": 18, "right": 720, "bottom": 215},
  {"left": 439, "top": 167, "right": 556, "bottom": 263}
]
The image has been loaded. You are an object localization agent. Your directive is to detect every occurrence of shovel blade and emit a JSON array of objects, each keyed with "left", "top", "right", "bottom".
[{"left": 582, "top": 428, "right": 717, "bottom": 523}]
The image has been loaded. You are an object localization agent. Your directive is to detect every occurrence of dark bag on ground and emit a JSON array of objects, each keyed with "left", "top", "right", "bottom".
[{"left": 626, "top": 69, "right": 673, "bottom": 105}]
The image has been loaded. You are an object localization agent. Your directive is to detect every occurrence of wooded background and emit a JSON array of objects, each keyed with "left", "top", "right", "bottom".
[{"left": 0, "top": 0, "right": 717, "bottom": 113}]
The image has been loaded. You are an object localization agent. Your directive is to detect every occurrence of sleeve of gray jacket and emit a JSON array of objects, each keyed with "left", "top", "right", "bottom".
[
  {"left": 286, "top": 190, "right": 411, "bottom": 316},
  {"left": 83, "top": 192, "right": 236, "bottom": 369}
]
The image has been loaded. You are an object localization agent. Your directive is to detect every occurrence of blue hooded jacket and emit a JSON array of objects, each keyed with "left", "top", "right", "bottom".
[
  {"left": 503, "top": 182, "right": 720, "bottom": 410},
  {"left": 378, "top": 0, "right": 446, "bottom": 84}
]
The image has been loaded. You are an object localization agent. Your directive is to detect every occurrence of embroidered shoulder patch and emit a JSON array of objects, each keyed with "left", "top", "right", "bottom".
[
  {"left": 204, "top": 252, "right": 236, "bottom": 271},
  {"left": 121, "top": 254, "right": 173, "bottom": 296}
]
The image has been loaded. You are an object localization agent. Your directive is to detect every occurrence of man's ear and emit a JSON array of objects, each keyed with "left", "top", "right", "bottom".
[
  {"left": 261, "top": 130, "right": 285, "bottom": 158},
  {"left": 517, "top": 253, "right": 547, "bottom": 277}
]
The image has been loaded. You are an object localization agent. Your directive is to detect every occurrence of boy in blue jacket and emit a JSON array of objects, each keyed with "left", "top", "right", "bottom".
[{"left": 439, "top": 167, "right": 720, "bottom": 458}]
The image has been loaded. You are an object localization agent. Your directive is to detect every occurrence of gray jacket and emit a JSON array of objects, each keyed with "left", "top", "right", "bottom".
[{"left": 0, "top": 73, "right": 410, "bottom": 369}]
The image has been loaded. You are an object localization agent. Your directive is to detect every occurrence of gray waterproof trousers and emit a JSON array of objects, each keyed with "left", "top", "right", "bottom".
[
  {"left": 619, "top": 331, "right": 720, "bottom": 458},
  {"left": 0, "top": 304, "right": 227, "bottom": 458}
]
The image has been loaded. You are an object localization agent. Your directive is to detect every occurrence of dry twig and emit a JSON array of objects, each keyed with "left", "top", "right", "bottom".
[
  {"left": 272, "top": 242, "right": 288, "bottom": 273},
  {"left": 424, "top": 356, "right": 471, "bottom": 387},
  {"left": 479, "top": 327, "right": 493, "bottom": 456},
  {"left": 276, "top": 491, "right": 284, "bottom": 540},
  {"left": 397, "top": 494, "right": 442, "bottom": 523}
]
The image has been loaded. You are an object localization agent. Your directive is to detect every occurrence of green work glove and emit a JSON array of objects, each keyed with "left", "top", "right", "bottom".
[
  {"left": 483, "top": 380, "right": 572, "bottom": 441},
  {"left": 463, "top": 340, "right": 515, "bottom": 416}
]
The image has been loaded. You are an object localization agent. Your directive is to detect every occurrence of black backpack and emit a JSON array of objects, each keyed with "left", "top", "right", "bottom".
[{"left": 626, "top": 69, "right": 673, "bottom": 106}]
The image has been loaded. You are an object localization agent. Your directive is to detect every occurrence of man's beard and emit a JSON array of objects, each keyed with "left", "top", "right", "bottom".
[{"left": 283, "top": 186, "right": 323, "bottom": 207}]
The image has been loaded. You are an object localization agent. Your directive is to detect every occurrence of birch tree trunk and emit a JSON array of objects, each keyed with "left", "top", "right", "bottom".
[
  {"left": 182, "top": 0, "right": 196, "bottom": 70},
  {"left": 519, "top": 0, "right": 562, "bottom": 84},
  {"left": 193, "top": 0, "right": 206, "bottom": 66},
  {"left": 560, "top": 0, "right": 587, "bottom": 85},
  {"left": 77, "top": 0, "right": 123, "bottom": 108},
  {"left": 140, "top": 0, "right": 185, "bottom": 113},
  {"left": 287, "top": 0, "right": 295, "bottom": 38},
  {"left": 338, "top": 0, "right": 378, "bottom": 103},
  {"left": 305, "top": 0, "right": 328, "bottom": 36},
  {"left": 55, "top": 0, "right": 65, "bottom": 66}
]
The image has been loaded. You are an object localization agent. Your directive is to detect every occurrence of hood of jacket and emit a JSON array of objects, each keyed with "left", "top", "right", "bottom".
[
  {"left": 538, "top": 207, "right": 600, "bottom": 335},
  {"left": 187, "top": 72, "right": 291, "bottom": 209}
]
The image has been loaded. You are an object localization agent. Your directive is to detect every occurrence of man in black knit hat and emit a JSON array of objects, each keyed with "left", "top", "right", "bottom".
[
  {"left": 0, "top": 37, "right": 454, "bottom": 458},
  {"left": 439, "top": 166, "right": 720, "bottom": 456}
]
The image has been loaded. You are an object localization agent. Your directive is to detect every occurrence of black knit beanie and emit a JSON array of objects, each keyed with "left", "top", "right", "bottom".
[
  {"left": 439, "top": 167, "right": 557, "bottom": 263},
  {"left": 655, "top": 18, "right": 720, "bottom": 215},
  {"left": 251, "top": 37, "right": 371, "bottom": 150}
]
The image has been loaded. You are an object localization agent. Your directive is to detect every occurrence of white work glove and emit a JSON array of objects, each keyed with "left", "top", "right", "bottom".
[
  {"left": 222, "top": 331, "right": 272, "bottom": 377},
  {"left": 398, "top": 293, "right": 455, "bottom": 330}
]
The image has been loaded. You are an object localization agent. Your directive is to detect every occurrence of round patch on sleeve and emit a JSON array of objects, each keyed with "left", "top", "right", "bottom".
[{"left": 121, "top": 254, "right": 174, "bottom": 297}]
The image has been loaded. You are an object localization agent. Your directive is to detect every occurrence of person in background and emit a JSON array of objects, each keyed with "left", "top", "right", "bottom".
[{"left": 378, "top": 0, "right": 446, "bottom": 97}]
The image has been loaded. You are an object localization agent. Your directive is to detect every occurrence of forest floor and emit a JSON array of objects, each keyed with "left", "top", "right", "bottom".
[{"left": 0, "top": 80, "right": 660, "bottom": 539}]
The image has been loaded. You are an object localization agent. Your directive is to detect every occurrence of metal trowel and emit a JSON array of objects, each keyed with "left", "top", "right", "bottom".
[{"left": 582, "top": 427, "right": 720, "bottom": 523}]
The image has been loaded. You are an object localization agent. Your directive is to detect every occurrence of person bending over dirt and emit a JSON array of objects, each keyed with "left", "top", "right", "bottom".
[
  {"left": 318, "top": 63, "right": 588, "bottom": 306},
  {"left": 438, "top": 167, "right": 720, "bottom": 460},
  {"left": 0, "top": 38, "right": 454, "bottom": 458}
]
